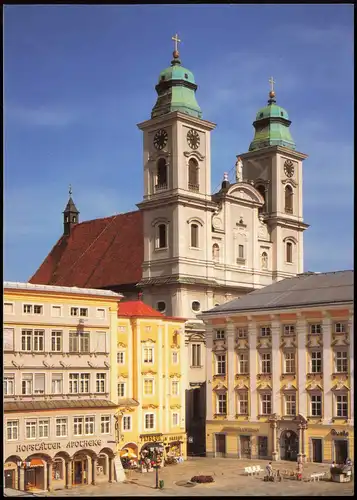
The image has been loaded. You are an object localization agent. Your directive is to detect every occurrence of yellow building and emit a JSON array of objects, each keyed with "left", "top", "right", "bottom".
[
  {"left": 200, "top": 271, "right": 353, "bottom": 463},
  {"left": 115, "top": 301, "right": 187, "bottom": 461}
]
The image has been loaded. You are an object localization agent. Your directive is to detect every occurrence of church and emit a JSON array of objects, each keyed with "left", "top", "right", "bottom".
[{"left": 30, "top": 35, "right": 309, "bottom": 456}]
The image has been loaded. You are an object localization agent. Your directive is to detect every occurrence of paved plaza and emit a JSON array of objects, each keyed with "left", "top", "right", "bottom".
[{"left": 7, "top": 457, "right": 353, "bottom": 497}]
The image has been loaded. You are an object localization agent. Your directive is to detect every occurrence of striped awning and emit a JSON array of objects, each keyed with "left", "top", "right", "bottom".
[{"left": 30, "top": 459, "right": 44, "bottom": 468}]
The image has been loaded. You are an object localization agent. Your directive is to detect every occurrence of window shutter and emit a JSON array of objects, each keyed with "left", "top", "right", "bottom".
[
  {"left": 96, "top": 332, "right": 106, "bottom": 352},
  {"left": 4, "top": 328, "right": 14, "bottom": 351},
  {"left": 35, "top": 374, "right": 45, "bottom": 393}
]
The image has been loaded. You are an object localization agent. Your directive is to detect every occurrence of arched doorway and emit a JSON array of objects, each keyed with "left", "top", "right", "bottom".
[
  {"left": 72, "top": 450, "right": 95, "bottom": 486},
  {"left": 53, "top": 451, "right": 71, "bottom": 488},
  {"left": 4, "top": 455, "right": 21, "bottom": 490},
  {"left": 24, "top": 454, "right": 51, "bottom": 492},
  {"left": 280, "top": 430, "right": 298, "bottom": 461}
]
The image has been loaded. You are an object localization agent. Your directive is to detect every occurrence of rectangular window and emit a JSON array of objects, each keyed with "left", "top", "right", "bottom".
[
  {"left": 34, "top": 373, "right": 45, "bottom": 394},
  {"left": 261, "top": 353, "right": 271, "bottom": 374},
  {"left": 51, "top": 305, "right": 62, "bottom": 317},
  {"left": 236, "top": 327, "right": 248, "bottom": 339},
  {"left": 80, "top": 308, "right": 88, "bottom": 317},
  {"left": 7, "top": 420, "right": 19, "bottom": 441},
  {"left": 238, "top": 244, "right": 244, "bottom": 259},
  {"left": 334, "top": 322, "right": 347, "bottom": 334},
  {"left": 336, "top": 394, "right": 348, "bottom": 417},
  {"left": 96, "top": 332, "right": 107, "bottom": 353},
  {"left": 23, "top": 304, "right": 32, "bottom": 314},
  {"left": 34, "top": 305, "right": 43, "bottom": 314},
  {"left": 22, "top": 374, "right": 33, "bottom": 395},
  {"left": 4, "top": 302, "right": 14, "bottom": 314},
  {"left": 117, "top": 352, "right": 125, "bottom": 364},
  {"left": 238, "top": 352, "right": 249, "bottom": 374},
  {"left": 237, "top": 392, "right": 248, "bottom": 415},
  {"left": 21, "top": 330, "right": 33, "bottom": 351},
  {"left": 311, "top": 394, "right": 322, "bottom": 416},
  {"left": 172, "top": 351, "right": 179, "bottom": 364},
  {"left": 70, "top": 307, "right": 79, "bottom": 317},
  {"left": 33, "top": 330, "right": 45, "bottom": 351},
  {"left": 69, "top": 331, "right": 90, "bottom": 353},
  {"left": 260, "top": 326, "right": 271, "bottom": 337},
  {"left": 101, "top": 416, "right": 111, "bottom": 434},
  {"left": 4, "top": 328, "right": 15, "bottom": 351},
  {"left": 216, "top": 354, "right": 226, "bottom": 375},
  {"left": 52, "top": 374, "right": 63, "bottom": 394},
  {"left": 285, "top": 394, "right": 296, "bottom": 416},
  {"left": 191, "top": 224, "right": 199, "bottom": 248},
  {"left": 283, "top": 325, "right": 295, "bottom": 336},
  {"left": 310, "top": 324, "right": 322, "bottom": 334},
  {"left": 284, "top": 352, "right": 295, "bottom": 374},
  {"left": 73, "top": 417, "right": 84, "bottom": 436},
  {"left": 145, "top": 413, "right": 155, "bottom": 430},
  {"left": 191, "top": 344, "right": 201, "bottom": 367},
  {"left": 261, "top": 394, "right": 272, "bottom": 415},
  {"left": 96, "top": 373, "right": 106, "bottom": 393},
  {"left": 38, "top": 419, "right": 49, "bottom": 438},
  {"left": 51, "top": 331, "right": 62, "bottom": 352},
  {"left": 217, "top": 393, "right": 227, "bottom": 414},
  {"left": 171, "top": 381, "right": 179, "bottom": 396},
  {"left": 143, "top": 347, "right": 154, "bottom": 363},
  {"left": 311, "top": 351, "right": 322, "bottom": 373},
  {"left": 117, "top": 382, "right": 125, "bottom": 398},
  {"left": 56, "top": 418, "right": 67, "bottom": 437},
  {"left": 85, "top": 416, "right": 95, "bottom": 435},
  {"left": 172, "top": 412, "right": 179, "bottom": 426},
  {"left": 215, "top": 329, "right": 225, "bottom": 340},
  {"left": 69, "top": 374, "right": 79, "bottom": 394},
  {"left": 26, "top": 420, "right": 37, "bottom": 439},
  {"left": 335, "top": 351, "right": 348, "bottom": 373},
  {"left": 4, "top": 374, "right": 15, "bottom": 395},
  {"left": 123, "top": 416, "right": 131, "bottom": 431},
  {"left": 96, "top": 308, "right": 106, "bottom": 319},
  {"left": 80, "top": 373, "right": 90, "bottom": 393},
  {"left": 144, "top": 379, "right": 154, "bottom": 395}
]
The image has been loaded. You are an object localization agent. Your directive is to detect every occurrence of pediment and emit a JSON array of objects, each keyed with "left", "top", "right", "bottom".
[
  {"left": 281, "top": 383, "right": 297, "bottom": 391},
  {"left": 306, "top": 382, "right": 323, "bottom": 391},
  {"left": 235, "top": 382, "right": 249, "bottom": 391},
  {"left": 332, "top": 382, "right": 350, "bottom": 391},
  {"left": 213, "top": 382, "right": 228, "bottom": 392},
  {"left": 257, "top": 381, "right": 272, "bottom": 390},
  {"left": 227, "top": 183, "right": 264, "bottom": 206}
]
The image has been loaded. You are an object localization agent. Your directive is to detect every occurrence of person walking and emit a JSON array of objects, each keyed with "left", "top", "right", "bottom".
[
  {"left": 266, "top": 462, "right": 273, "bottom": 479},
  {"left": 296, "top": 460, "right": 303, "bottom": 481}
]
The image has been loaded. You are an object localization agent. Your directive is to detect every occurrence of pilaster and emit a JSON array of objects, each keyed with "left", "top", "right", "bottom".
[
  {"left": 271, "top": 317, "right": 281, "bottom": 415},
  {"left": 158, "top": 324, "right": 163, "bottom": 432},
  {"left": 227, "top": 322, "right": 235, "bottom": 419},
  {"left": 322, "top": 312, "right": 332, "bottom": 424},
  {"left": 205, "top": 324, "right": 213, "bottom": 420},
  {"left": 109, "top": 307, "right": 118, "bottom": 402},
  {"left": 349, "top": 312, "right": 354, "bottom": 421},
  {"left": 296, "top": 315, "right": 307, "bottom": 417},
  {"left": 248, "top": 319, "right": 257, "bottom": 421},
  {"left": 164, "top": 323, "right": 170, "bottom": 432}
]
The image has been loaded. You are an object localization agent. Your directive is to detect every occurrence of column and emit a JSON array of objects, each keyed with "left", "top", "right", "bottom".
[
  {"left": 349, "top": 312, "right": 354, "bottom": 422},
  {"left": 205, "top": 324, "right": 213, "bottom": 420},
  {"left": 297, "top": 424, "right": 303, "bottom": 460},
  {"left": 271, "top": 421, "right": 278, "bottom": 461},
  {"left": 65, "top": 460, "right": 72, "bottom": 489},
  {"left": 19, "top": 467, "right": 25, "bottom": 491},
  {"left": 322, "top": 312, "right": 332, "bottom": 424},
  {"left": 302, "top": 424, "right": 307, "bottom": 461},
  {"left": 108, "top": 457, "right": 114, "bottom": 483},
  {"left": 157, "top": 324, "right": 163, "bottom": 433},
  {"left": 227, "top": 322, "right": 235, "bottom": 420},
  {"left": 47, "top": 462, "right": 53, "bottom": 492},
  {"left": 91, "top": 457, "right": 97, "bottom": 485},
  {"left": 271, "top": 318, "right": 281, "bottom": 415},
  {"left": 248, "top": 319, "right": 257, "bottom": 421},
  {"left": 296, "top": 315, "right": 307, "bottom": 417}
]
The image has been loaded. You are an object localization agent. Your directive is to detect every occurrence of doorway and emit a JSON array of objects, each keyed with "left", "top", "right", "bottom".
[
  {"left": 280, "top": 430, "right": 298, "bottom": 461},
  {"left": 240, "top": 436, "right": 251, "bottom": 459},
  {"left": 312, "top": 439, "right": 323, "bottom": 463},
  {"left": 258, "top": 436, "right": 268, "bottom": 459},
  {"left": 334, "top": 440, "right": 348, "bottom": 464},
  {"left": 5, "top": 469, "right": 15, "bottom": 489},
  {"left": 215, "top": 434, "right": 226, "bottom": 457},
  {"left": 73, "top": 459, "right": 88, "bottom": 485}
]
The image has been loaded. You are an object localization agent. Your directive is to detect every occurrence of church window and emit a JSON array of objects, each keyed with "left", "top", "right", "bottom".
[
  {"left": 286, "top": 241, "right": 293, "bottom": 263},
  {"left": 156, "top": 158, "right": 167, "bottom": 189},
  {"left": 261, "top": 251, "right": 268, "bottom": 269},
  {"left": 65, "top": 216, "right": 69, "bottom": 222},
  {"left": 156, "top": 224, "right": 167, "bottom": 249},
  {"left": 284, "top": 185, "right": 293, "bottom": 213},
  {"left": 212, "top": 243, "right": 220, "bottom": 261},
  {"left": 190, "top": 223, "right": 199, "bottom": 248},
  {"left": 72, "top": 216, "right": 77, "bottom": 223},
  {"left": 157, "top": 301, "right": 166, "bottom": 313},
  {"left": 192, "top": 301, "right": 200, "bottom": 312},
  {"left": 256, "top": 184, "right": 266, "bottom": 213},
  {"left": 188, "top": 158, "right": 199, "bottom": 191},
  {"left": 238, "top": 244, "right": 244, "bottom": 260}
]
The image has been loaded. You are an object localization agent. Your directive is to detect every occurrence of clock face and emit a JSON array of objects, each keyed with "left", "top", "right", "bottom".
[
  {"left": 187, "top": 129, "right": 200, "bottom": 150},
  {"left": 284, "top": 159, "right": 294, "bottom": 178},
  {"left": 153, "top": 129, "right": 168, "bottom": 150}
]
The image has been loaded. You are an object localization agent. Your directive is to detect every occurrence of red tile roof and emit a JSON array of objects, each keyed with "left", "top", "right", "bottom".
[
  {"left": 29, "top": 211, "right": 143, "bottom": 288},
  {"left": 118, "top": 301, "right": 164, "bottom": 318}
]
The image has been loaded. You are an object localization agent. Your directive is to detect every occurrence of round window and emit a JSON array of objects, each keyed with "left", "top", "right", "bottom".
[
  {"left": 157, "top": 301, "right": 166, "bottom": 313},
  {"left": 192, "top": 301, "right": 201, "bottom": 312}
]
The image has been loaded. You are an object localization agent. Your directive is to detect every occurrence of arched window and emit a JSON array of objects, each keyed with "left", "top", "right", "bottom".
[
  {"left": 157, "top": 301, "right": 166, "bottom": 313},
  {"left": 261, "top": 252, "right": 268, "bottom": 269},
  {"left": 72, "top": 216, "right": 77, "bottom": 223},
  {"left": 188, "top": 158, "right": 199, "bottom": 191},
  {"left": 286, "top": 241, "right": 293, "bottom": 263},
  {"left": 156, "top": 224, "right": 167, "bottom": 249},
  {"left": 285, "top": 185, "right": 293, "bottom": 213},
  {"left": 256, "top": 185, "right": 266, "bottom": 214},
  {"left": 212, "top": 243, "right": 220, "bottom": 261},
  {"left": 191, "top": 224, "right": 199, "bottom": 248},
  {"left": 156, "top": 158, "right": 167, "bottom": 189}
]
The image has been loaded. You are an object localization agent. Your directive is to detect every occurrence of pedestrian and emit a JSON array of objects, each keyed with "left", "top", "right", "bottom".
[
  {"left": 266, "top": 462, "right": 273, "bottom": 478},
  {"left": 346, "top": 457, "right": 352, "bottom": 467},
  {"left": 296, "top": 460, "right": 303, "bottom": 481}
]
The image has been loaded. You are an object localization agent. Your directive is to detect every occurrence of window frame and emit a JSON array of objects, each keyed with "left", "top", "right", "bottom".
[
  {"left": 190, "top": 223, "right": 199, "bottom": 249},
  {"left": 285, "top": 393, "right": 296, "bottom": 416},
  {"left": 143, "top": 346, "right": 154, "bottom": 364},
  {"left": 286, "top": 241, "right": 293, "bottom": 263},
  {"left": 144, "top": 412, "right": 155, "bottom": 430},
  {"left": 52, "top": 373, "right": 63, "bottom": 395},
  {"left": 100, "top": 415, "right": 111, "bottom": 434},
  {"left": 7, "top": 420, "right": 19, "bottom": 441},
  {"left": 310, "top": 393, "right": 322, "bottom": 417},
  {"left": 96, "top": 373, "right": 106, "bottom": 393},
  {"left": 261, "top": 353, "right": 271, "bottom": 374},
  {"left": 260, "top": 326, "right": 271, "bottom": 337},
  {"left": 238, "top": 352, "right": 249, "bottom": 374},
  {"left": 216, "top": 393, "right": 227, "bottom": 415},
  {"left": 335, "top": 393, "right": 348, "bottom": 418},
  {"left": 335, "top": 351, "right": 348, "bottom": 373},
  {"left": 51, "top": 330, "right": 63, "bottom": 352},
  {"left": 215, "top": 329, "right": 225, "bottom": 340},
  {"left": 310, "top": 351, "right": 322, "bottom": 373},
  {"left": 117, "top": 351, "right": 125, "bottom": 364},
  {"left": 4, "top": 373, "right": 15, "bottom": 396},
  {"left": 51, "top": 305, "right": 62, "bottom": 317},
  {"left": 117, "top": 382, "right": 126, "bottom": 398},
  {"left": 283, "top": 324, "right": 295, "bottom": 336},
  {"left": 171, "top": 380, "right": 179, "bottom": 396},
  {"left": 260, "top": 393, "right": 272, "bottom": 415},
  {"left": 25, "top": 419, "right": 37, "bottom": 440},
  {"left": 156, "top": 223, "right": 168, "bottom": 250},
  {"left": 143, "top": 378, "right": 155, "bottom": 396},
  {"left": 237, "top": 391, "right": 248, "bottom": 415},
  {"left": 38, "top": 418, "right": 50, "bottom": 439},
  {"left": 191, "top": 343, "right": 202, "bottom": 367},
  {"left": 216, "top": 354, "right": 226, "bottom": 375},
  {"left": 284, "top": 351, "right": 296, "bottom": 374},
  {"left": 55, "top": 417, "right": 68, "bottom": 437},
  {"left": 122, "top": 415, "right": 132, "bottom": 431},
  {"left": 172, "top": 412, "right": 180, "bottom": 427}
]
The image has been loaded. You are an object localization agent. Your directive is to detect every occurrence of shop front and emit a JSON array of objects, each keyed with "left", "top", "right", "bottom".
[{"left": 138, "top": 432, "right": 187, "bottom": 466}]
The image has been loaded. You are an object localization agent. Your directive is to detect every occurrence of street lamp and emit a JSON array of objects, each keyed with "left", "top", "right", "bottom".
[{"left": 153, "top": 447, "right": 162, "bottom": 489}]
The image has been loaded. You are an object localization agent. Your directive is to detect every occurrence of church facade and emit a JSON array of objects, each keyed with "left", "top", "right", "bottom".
[{"left": 30, "top": 38, "right": 309, "bottom": 456}]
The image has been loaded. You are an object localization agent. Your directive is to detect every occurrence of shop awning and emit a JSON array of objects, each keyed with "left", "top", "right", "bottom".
[
  {"left": 30, "top": 459, "right": 44, "bottom": 467},
  {"left": 143, "top": 442, "right": 164, "bottom": 449}
]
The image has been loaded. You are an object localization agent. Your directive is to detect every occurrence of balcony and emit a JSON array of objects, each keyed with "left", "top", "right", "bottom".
[
  {"left": 188, "top": 183, "right": 199, "bottom": 192},
  {"left": 155, "top": 183, "right": 167, "bottom": 191},
  {"left": 285, "top": 207, "right": 293, "bottom": 214}
]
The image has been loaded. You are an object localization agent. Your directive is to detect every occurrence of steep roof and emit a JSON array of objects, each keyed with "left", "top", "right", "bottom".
[
  {"left": 203, "top": 270, "right": 354, "bottom": 315},
  {"left": 29, "top": 211, "right": 143, "bottom": 288},
  {"left": 118, "top": 301, "right": 164, "bottom": 318}
]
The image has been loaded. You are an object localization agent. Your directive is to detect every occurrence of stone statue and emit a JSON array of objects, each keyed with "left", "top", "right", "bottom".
[{"left": 235, "top": 156, "right": 243, "bottom": 182}]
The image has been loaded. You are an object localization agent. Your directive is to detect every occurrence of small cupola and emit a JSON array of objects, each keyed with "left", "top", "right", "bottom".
[
  {"left": 63, "top": 185, "right": 79, "bottom": 236},
  {"left": 249, "top": 77, "right": 296, "bottom": 151}
]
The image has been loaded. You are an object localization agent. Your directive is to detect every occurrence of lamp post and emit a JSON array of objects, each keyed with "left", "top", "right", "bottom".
[{"left": 153, "top": 447, "right": 161, "bottom": 489}]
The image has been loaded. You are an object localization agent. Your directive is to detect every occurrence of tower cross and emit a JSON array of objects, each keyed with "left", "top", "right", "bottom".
[
  {"left": 269, "top": 76, "right": 276, "bottom": 93},
  {"left": 172, "top": 33, "right": 181, "bottom": 52},
  {"left": 69, "top": 184, "right": 72, "bottom": 197}
]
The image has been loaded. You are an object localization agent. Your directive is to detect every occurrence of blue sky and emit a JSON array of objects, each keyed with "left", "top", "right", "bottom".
[{"left": 4, "top": 4, "right": 354, "bottom": 281}]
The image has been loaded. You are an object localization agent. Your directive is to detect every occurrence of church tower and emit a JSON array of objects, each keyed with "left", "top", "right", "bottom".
[
  {"left": 239, "top": 79, "right": 309, "bottom": 280},
  {"left": 63, "top": 186, "right": 79, "bottom": 236},
  {"left": 137, "top": 36, "right": 217, "bottom": 318}
]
